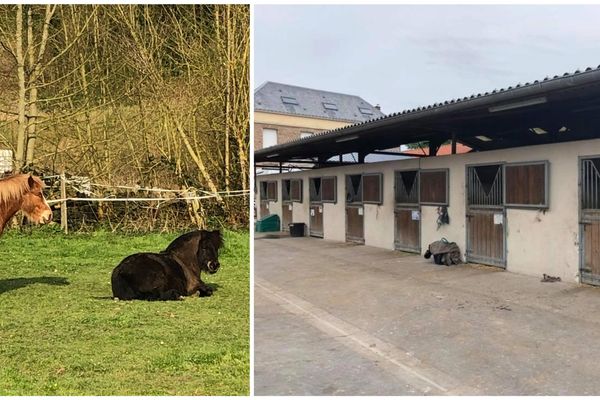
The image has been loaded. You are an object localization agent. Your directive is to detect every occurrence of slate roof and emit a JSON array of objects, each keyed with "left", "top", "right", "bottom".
[{"left": 254, "top": 81, "right": 386, "bottom": 123}]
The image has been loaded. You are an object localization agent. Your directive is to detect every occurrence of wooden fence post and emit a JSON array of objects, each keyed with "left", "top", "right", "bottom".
[{"left": 60, "top": 172, "right": 68, "bottom": 234}]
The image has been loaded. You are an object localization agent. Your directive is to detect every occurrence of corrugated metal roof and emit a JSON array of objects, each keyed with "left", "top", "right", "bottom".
[
  {"left": 255, "top": 65, "right": 600, "bottom": 162},
  {"left": 289, "top": 65, "right": 600, "bottom": 143},
  {"left": 254, "top": 81, "right": 386, "bottom": 123}
]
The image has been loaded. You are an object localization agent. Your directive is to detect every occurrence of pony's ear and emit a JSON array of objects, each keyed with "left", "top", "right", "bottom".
[
  {"left": 210, "top": 230, "right": 223, "bottom": 249},
  {"left": 28, "top": 175, "right": 36, "bottom": 189}
]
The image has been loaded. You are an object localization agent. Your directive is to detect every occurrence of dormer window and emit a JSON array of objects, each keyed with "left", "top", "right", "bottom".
[
  {"left": 323, "top": 102, "right": 338, "bottom": 111},
  {"left": 358, "top": 107, "right": 373, "bottom": 115},
  {"left": 281, "top": 96, "right": 299, "bottom": 105}
]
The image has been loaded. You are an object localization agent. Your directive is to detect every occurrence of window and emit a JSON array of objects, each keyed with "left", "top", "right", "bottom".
[
  {"left": 395, "top": 170, "right": 419, "bottom": 205},
  {"left": 581, "top": 158, "right": 600, "bottom": 210},
  {"left": 363, "top": 173, "right": 383, "bottom": 204},
  {"left": 290, "top": 179, "right": 302, "bottom": 202},
  {"left": 420, "top": 169, "right": 448, "bottom": 205},
  {"left": 282, "top": 180, "right": 291, "bottom": 201},
  {"left": 261, "top": 181, "right": 277, "bottom": 201},
  {"left": 323, "top": 102, "right": 338, "bottom": 111},
  {"left": 262, "top": 129, "right": 277, "bottom": 148},
  {"left": 345, "top": 174, "right": 383, "bottom": 204},
  {"left": 504, "top": 162, "right": 548, "bottom": 208},
  {"left": 321, "top": 176, "right": 337, "bottom": 203},
  {"left": 346, "top": 174, "right": 362, "bottom": 204},
  {"left": 300, "top": 132, "right": 313, "bottom": 139},
  {"left": 309, "top": 177, "right": 322, "bottom": 202},
  {"left": 467, "top": 164, "right": 503, "bottom": 206},
  {"left": 310, "top": 177, "right": 336, "bottom": 203},
  {"left": 281, "top": 96, "right": 299, "bottom": 105},
  {"left": 260, "top": 181, "right": 268, "bottom": 199},
  {"left": 358, "top": 107, "right": 373, "bottom": 115}
]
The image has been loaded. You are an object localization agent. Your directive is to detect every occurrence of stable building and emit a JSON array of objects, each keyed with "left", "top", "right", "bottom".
[{"left": 255, "top": 66, "right": 600, "bottom": 285}]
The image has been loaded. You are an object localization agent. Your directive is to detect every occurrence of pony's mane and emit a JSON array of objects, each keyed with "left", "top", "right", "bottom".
[
  {"left": 0, "top": 174, "right": 43, "bottom": 204},
  {"left": 165, "top": 229, "right": 223, "bottom": 253}
]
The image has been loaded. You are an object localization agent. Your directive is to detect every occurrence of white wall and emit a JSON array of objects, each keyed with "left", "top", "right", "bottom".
[{"left": 256, "top": 138, "right": 600, "bottom": 282}]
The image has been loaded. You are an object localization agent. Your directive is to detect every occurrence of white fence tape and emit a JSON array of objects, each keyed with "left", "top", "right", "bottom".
[
  {"left": 46, "top": 192, "right": 249, "bottom": 205},
  {"left": 41, "top": 173, "right": 250, "bottom": 205}
]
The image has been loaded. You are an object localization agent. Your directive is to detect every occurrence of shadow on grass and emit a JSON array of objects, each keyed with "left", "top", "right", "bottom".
[
  {"left": 0, "top": 276, "right": 69, "bottom": 295},
  {"left": 205, "top": 282, "right": 221, "bottom": 291},
  {"left": 92, "top": 283, "right": 223, "bottom": 301}
]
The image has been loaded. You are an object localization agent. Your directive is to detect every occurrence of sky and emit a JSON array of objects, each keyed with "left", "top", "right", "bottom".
[{"left": 254, "top": 5, "right": 600, "bottom": 115}]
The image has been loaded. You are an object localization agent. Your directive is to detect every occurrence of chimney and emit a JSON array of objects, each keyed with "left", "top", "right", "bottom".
[{"left": 374, "top": 104, "right": 381, "bottom": 111}]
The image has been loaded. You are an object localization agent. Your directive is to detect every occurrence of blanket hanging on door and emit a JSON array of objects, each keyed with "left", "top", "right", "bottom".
[
  {"left": 436, "top": 206, "right": 450, "bottom": 230},
  {"left": 424, "top": 238, "right": 462, "bottom": 266}
]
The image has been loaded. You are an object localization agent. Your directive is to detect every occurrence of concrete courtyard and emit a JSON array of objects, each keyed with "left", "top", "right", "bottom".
[{"left": 254, "top": 234, "right": 600, "bottom": 395}]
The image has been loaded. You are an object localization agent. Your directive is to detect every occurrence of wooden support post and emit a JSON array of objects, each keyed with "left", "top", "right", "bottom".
[
  {"left": 428, "top": 139, "right": 443, "bottom": 157},
  {"left": 279, "top": 162, "right": 282, "bottom": 173},
  {"left": 451, "top": 133, "right": 457, "bottom": 154},
  {"left": 60, "top": 171, "right": 67, "bottom": 234},
  {"left": 358, "top": 152, "right": 366, "bottom": 164}
]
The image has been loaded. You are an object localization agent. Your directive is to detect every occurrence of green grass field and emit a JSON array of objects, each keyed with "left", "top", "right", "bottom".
[{"left": 0, "top": 227, "right": 249, "bottom": 395}]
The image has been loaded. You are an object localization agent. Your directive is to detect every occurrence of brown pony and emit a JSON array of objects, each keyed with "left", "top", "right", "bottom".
[{"left": 0, "top": 174, "right": 53, "bottom": 235}]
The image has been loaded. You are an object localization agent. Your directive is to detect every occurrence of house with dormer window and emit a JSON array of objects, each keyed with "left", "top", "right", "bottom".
[{"left": 254, "top": 82, "right": 385, "bottom": 151}]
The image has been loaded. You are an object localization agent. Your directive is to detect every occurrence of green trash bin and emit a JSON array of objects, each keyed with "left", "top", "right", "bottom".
[{"left": 255, "top": 214, "right": 280, "bottom": 232}]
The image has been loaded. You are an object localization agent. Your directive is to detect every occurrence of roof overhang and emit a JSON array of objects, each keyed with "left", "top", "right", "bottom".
[{"left": 255, "top": 67, "right": 600, "bottom": 166}]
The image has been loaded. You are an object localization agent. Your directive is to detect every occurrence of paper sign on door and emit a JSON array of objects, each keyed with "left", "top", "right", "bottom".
[
  {"left": 358, "top": 207, "right": 364, "bottom": 216},
  {"left": 310, "top": 209, "right": 315, "bottom": 216},
  {"left": 494, "top": 213, "right": 503, "bottom": 225},
  {"left": 288, "top": 204, "right": 292, "bottom": 211},
  {"left": 411, "top": 210, "right": 420, "bottom": 221},
  {"left": 318, "top": 206, "right": 323, "bottom": 213}
]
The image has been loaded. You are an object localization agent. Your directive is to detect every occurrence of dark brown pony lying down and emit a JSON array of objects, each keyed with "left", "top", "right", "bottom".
[{"left": 111, "top": 230, "right": 223, "bottom": 301}]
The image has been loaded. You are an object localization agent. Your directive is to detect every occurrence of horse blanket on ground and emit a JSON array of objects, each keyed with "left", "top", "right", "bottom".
[{"left": 424, "top": 239, "right": 463, "bottom": 266}]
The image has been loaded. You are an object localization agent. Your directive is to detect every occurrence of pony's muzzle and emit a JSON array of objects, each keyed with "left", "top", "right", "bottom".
[
  {"left": 41, "top": 211, "right": 53, "bottom": 223},
  {"left": 207, "top": 261, "right": 220, "bottom": 274}
]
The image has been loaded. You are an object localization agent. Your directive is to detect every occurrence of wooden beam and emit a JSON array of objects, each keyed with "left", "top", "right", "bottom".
[
  {"left": 370, "top": 150, "right": 408, "bottom": 157},
  {"left": 451, "top": 133, "right": 457, "bottom": 154},
  {"left": 428, "top": 139, "right": 444, "bottom": 157},
  {"left": 358, "top": 152, "right": 366, "bottom": 163}
]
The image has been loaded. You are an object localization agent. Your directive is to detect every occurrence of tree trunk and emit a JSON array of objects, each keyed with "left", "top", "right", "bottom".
[{"left": 15, "top": 5, "right": 26, "bottom": 171}]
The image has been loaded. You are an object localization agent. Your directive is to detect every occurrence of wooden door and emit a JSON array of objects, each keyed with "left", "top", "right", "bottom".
[
  {"left": 282, "top": 202, "right": 293, "bottom": 231},
  {"left": 346, "top": 206, "right": 364, "bottom": 243},
  {"left": 466, "top": 209, "right": 505, "bottom": 267},
  {"left": 394, "top": 207, "right": 420, "bottom": 253},
  {"left": 260, "top": 202, "right": 269, "bottom": 219},
  {"left": 582, "top": 220, "right": 600, "bottom": 284},
  {"left": 465, "top": 164, "right": 506, "bottom": 267},
  {"left": 309, "top": 204, "right": 324, "bottom": 238},
  {"left": 580, "top": 157, "right": 600, "bottom": 285}
]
